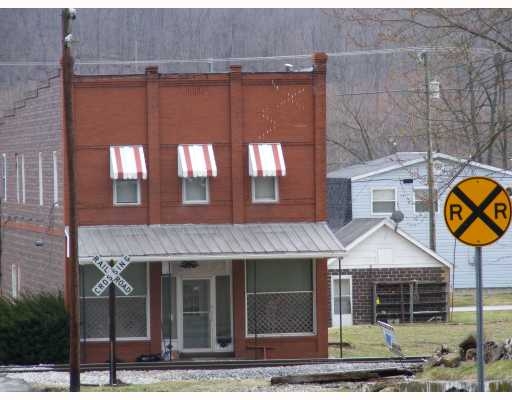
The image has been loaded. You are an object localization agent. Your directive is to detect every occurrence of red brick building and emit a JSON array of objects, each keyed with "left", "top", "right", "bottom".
[{"left": 1, "top": 53, "right": 345, "bottom": 362}]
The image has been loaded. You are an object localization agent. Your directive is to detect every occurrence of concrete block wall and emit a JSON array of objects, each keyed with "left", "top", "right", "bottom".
[{"left": 0, "top": 71, "right": 65, "bottom": 297}]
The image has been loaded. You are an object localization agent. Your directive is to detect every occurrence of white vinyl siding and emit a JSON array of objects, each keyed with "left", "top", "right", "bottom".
[
  {"left": 251, "top": 176, "right": 278, "bottom": 203},
  {"left": 182, "top": 177, "right": 209, "bottom": 204},
  {"left": 38, "top": 152, "right": 44, "bottom": 206},
  {"left": 371, "top": 188, "right": 396, "bottom": 214},
  {"left": 52, "top": 151, "right": 58, "bottom": 206},
  {"left": 113, "top": 180, "right": 140, "bottom": 205}
]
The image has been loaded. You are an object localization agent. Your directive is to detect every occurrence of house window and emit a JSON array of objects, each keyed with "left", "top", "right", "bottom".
[
  {"left": 15, "top": 154, "right": 24, "bottom": 204},
  {"left": 38, "top": 152, "right": 44, "bottom": 206},
  {"left": 1, "top": 153, "right": 6, "bottom": 201},
  {"left": 11, "top": 264, "right": 20, "bottom": 299},
  {"left": 372, "top": 188, "right": 396, "bottom": 214},
  {"left": 113, "top": 179, "right": 140, "bottom": 205},
  {"left": 414, "top": 188, "right": 439, "bottom": 213},
  {"left": 80, "top": 262, "right": 148, "bottom": 339},
  {"left": 332, "top": 277, "right": 351, "bottom": 315},
  {"left": 252, "top": 176, "right": 278, "bottom": 203},
  {"left": 182, "top": 177, "right": 209, "bottom": 204},
  {"left": 246, "top": 259, "right": 314, "bottom": 336},
  {"left": 52, "top": 151, "right": 58, "bottom": 206}
]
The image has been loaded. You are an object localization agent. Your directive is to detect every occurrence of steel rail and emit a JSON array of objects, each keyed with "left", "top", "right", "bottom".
[{"left": 0, "top": 356, "right": 427, "bottom": 374}]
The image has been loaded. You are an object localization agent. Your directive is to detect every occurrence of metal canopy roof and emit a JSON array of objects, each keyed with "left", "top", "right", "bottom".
[{"left": 78, "top": 222, "right": 345, "bottom": 264}]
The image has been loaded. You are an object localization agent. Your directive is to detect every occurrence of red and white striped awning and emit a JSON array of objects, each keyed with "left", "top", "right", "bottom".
[
  {"left": 248, "top": 143, "right": 286, "bottom": 177},
  {"left": 109, "top": 145, "right": 147, "bottom": 180},
  {"left": 177, "top": 144, "right": 217, "bottom": 178}
]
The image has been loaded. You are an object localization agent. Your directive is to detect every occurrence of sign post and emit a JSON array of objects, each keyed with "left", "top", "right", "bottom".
[
  {"left": 444, "top": 177, "right": 511, "bottom": 392},
  {"left": 91, "top": 255, "right": 133, "bottom": 386}
]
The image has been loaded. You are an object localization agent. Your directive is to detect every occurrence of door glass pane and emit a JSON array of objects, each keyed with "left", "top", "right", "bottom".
[
  {"left": 333, "top": 278, "right": 351, "bottom": 315},
  {"left": 183, "top": 279, "right": 210, "bottom": 349},
  {"left": 216, "top": 276, "right": 232, "bottom": 348}
]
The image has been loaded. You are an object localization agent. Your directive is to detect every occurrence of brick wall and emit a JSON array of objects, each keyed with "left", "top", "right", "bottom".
[
  {"left": 0, "top": 71, "right": 65, "bottom": 297},
  {"left": 328, "top": 267, "right": 449, "bottom": 325}
]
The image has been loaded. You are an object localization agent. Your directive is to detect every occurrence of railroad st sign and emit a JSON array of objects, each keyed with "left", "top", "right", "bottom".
[
  {"left": 91, "top": 255, "right": 133, "bottom": 296},
  {"left": 444, "top": 177, "right": 512, "bottom": 246}
]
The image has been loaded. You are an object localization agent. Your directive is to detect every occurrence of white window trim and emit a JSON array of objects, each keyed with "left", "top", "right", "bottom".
[
  {"left": 1, "top": 153, "right": 6, "bottom": 201},
  {"left": 38, "top": 152, "right": 44, "bottom": 206},
  {"left": 251, "top": 176, "right": 279, "bottom": 204},
  {"left": 413, "top": 186, "right": 439, "bottom": 215},
  {"left": 21, "top": 154, "right": 25, "bottom": 204},
  {"left": 15, "top": 154, "right": 20, "bottom": 204},
  {"left": 80, "top": 262, "right": 150, "bottom": 342},
  {"left": 11, "top": 264, "right": 20, "bottom": 299},
  {"left": 371, "top": 187, "right": 397, "bottom": 216},
  {"left": 330, "top": 274, "right": 352, "bottom": 317},
  {"left": 182, "top": 177, "right": 210, "bottom": 205},
  {"left": 113, "top": 179, "right": 141, "bottom": 206},
  {"left": 52, "top": 151, "right": 58, "bottom": 207},
  {"left": 244, "top": 259, "right": 316, "bottom": 338}
]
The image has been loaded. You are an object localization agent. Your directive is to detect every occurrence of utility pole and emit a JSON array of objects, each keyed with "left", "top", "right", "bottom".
[
  {"left": 61, "top": 8, "right": 80, "bottom": 392},
  {"left": 422, "top": 51, "right": 436, "bottom": 251}
]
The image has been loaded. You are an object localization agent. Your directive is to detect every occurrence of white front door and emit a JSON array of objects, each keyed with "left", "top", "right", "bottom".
[
  {"left": 331, "top": 275, "right": 353, "bottom": 326},
  {"left": 182, "top": 278, "right": 212, "bottom": 351}
]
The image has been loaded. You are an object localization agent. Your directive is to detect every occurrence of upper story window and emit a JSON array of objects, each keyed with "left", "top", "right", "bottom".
[
  {"left": 252, "top": 176, "right": 278, "bottom": 202},
  {"left": 372, "top": 188, "right": 396, "bottom": 214},
  {"left": 182, "top": 177, "right": 209, "bottom": 203},
  {"left": 414, "top": 188, "right": 439, "bottom": 213},
  {"left": 53, "top": 151, "right": 59, "bottom": 206},
  {"left": 177, "top": 144, "right": 217, "bottom": 205},
  {"left": 248, "top": 143, "right": 286, "bottom": 204},
  {"left": 110, "top": 145, "right": 147, "bottom": 206},
  {"left": 15, "top": 153, "right": 25, "bottom": 204},
  {"left": 1, "top": 153, "right": 6, "bottom": 202}
]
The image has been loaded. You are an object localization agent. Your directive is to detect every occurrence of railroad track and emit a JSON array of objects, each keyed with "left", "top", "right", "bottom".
[{"left": 0, "top": 356, "right": 427, "bottom": 374}]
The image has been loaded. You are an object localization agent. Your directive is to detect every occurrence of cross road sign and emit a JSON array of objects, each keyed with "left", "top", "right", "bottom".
[
  {"left": 91, "top": 255, "right": 133, "bottom": 296},
  {"left": 444, "top": 177, "right": 511, "bottom": 247}
]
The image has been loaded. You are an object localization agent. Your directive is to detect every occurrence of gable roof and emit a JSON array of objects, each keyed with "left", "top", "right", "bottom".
[
  {"left": 334, "top": 218, "right": 453, "bottom": 270},
  {"left": 327, "top": 152, "right": 512, "bottom": 181}
]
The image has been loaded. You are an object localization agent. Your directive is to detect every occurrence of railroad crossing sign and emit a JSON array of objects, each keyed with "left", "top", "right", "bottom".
[
  {"left": 91, "top": 255, "right": 133, "bottom": 296},
  {"left": 444, "top": 177, "right": 511, "bottom": 247}
]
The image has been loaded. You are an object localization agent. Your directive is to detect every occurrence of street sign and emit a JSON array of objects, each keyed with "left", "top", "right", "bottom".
[
  {"left": 444, "top": 176, "right": 511, "bottom": 392},
  {"left": 91, "top": 255, "right": 133, "bottom": 296},
  {"left": 444, "top": 176, "right": 511, "bottom": 246}
]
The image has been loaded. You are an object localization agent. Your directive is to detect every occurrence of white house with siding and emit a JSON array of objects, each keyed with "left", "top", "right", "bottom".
[{"left": 327, "top": 152, "right": 512, "bottom": 289}]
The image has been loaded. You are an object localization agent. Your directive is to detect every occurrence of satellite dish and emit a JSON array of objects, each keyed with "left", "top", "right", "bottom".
[{"left": 390, "top": 210, "right": 404, "bottom": 224}]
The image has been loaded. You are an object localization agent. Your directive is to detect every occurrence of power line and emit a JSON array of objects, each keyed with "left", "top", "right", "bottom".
[{"left": 0, "top": 45, "right": 502, "bottom": 67}]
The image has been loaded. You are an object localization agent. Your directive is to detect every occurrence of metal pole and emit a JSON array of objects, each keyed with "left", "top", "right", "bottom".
[
  {"left": 338, "top": 258, "right": 342, "bottom": 359},
  {"left": 423, "top": 51, "right": 436, "bottom": 251},
  {"left": 108, "top": 260, "right": 117, "bottom": 385},
  {"left": 475, "top": 246, "right": 485, "bottom": 392},
  {"left": 61, "top": 8, "right": 80, "bottom": 392}
]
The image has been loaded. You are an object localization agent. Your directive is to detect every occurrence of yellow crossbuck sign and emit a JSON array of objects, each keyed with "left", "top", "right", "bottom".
[{"left": 444, "top": 177, "right": 512, "bottom": 246}]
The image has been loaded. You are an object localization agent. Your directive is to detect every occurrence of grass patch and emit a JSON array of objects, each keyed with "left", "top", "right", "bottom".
[
  {"left": 453, "top": 290, "right": 512, "bottom": 307},
  {"left": 329, "top": 310, "right": 512, "bottom": 358},
  {"left": 40, "top": 379, "right": 271, "bottom": 392},
  {"left": 418, "top": 360, "right": 512, "bottom": 381}
]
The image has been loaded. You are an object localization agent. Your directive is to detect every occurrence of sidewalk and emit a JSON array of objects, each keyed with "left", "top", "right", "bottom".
[{"left": 451, "top": 305, "right": 512, "bottom": 312}]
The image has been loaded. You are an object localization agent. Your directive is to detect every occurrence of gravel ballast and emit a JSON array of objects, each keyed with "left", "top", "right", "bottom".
[{"left": 6, "top": 361, "right": 419, "bottom": 388}]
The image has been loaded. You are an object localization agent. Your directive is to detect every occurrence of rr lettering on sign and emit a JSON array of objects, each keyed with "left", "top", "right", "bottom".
[{"left": 91, "top": 255, "right": 133, "bottom": 296}]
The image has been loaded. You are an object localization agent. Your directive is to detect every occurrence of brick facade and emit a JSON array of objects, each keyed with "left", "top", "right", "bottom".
[
  {"left": 0, "top": 72, "right": 65, "bottom": 297},
  {"left": 328, "top": 267, "right": 449, "bottom": 325}
]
